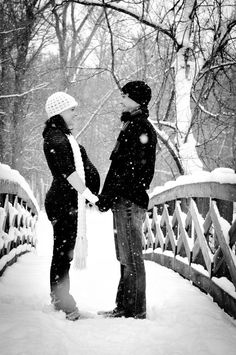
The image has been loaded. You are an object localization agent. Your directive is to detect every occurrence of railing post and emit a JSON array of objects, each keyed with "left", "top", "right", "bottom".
[
  {"left": 215, "top": 199, "right": 233, "bottom": 224},
  {"left": 194, "top": 197, "right": 210, "bottom": 218}
]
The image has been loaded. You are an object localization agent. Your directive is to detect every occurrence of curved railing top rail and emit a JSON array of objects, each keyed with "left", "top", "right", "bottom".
[
  {"left": 149, "top": 168, "right": 236, "bottom": 209},
  {"left": 0, "top": 163, "right": 39, "bottom": 214}
]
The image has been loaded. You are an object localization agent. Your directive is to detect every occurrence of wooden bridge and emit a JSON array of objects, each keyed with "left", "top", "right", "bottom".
[{"left": 0, "top": 165, "right": 236, "bottom": 318}]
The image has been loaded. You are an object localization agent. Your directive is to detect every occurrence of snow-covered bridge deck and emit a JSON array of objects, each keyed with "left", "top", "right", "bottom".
[{"left": 0, "top": 210, "right": 236, "bottom": 355}]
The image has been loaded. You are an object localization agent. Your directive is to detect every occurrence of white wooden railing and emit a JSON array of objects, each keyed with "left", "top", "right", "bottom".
[
  {"left": 0, "top": 165, "right": 38, "bottom": 276},
  {"left": 143, "top": 170, "right": 236, "bottom": 318}
]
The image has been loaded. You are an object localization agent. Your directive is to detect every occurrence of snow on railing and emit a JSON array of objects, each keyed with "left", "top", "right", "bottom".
[
  {"left": 144, "top": 168, "right": 236, "bottom": 318},
  {"left": 0, "top": 163, "right": 39, "bottom": 276}
]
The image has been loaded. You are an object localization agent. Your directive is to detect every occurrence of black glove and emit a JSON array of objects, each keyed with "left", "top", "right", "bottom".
[{"left": 95, "top": 194, "right": 113, "bottom": 212}]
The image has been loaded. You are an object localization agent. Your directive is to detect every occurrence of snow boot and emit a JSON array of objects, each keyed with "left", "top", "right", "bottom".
[
  {"left": 66, "top": 307, "right": 80, "bottom": 321},
  {"left": 97, "top": 307, "right": 125, "bottom": 318}
]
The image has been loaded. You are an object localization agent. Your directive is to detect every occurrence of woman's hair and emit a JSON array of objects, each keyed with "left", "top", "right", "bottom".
[{"left": 43, "top": 114, "right": 71, "bottom": 137}]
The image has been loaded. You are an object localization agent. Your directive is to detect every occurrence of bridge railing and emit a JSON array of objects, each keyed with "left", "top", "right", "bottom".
[
  {"left": 0, "top": 164, "right": 39, "bottom": 276},
  {"left": 143, "top": 168, "right": 236, "bottom": 318}
]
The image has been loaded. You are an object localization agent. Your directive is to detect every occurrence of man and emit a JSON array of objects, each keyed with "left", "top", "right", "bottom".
[{"left": 96, "top": 80, "right": 157, "bottom": 319}]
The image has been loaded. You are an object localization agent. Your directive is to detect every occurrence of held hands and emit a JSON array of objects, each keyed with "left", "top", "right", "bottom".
[
  {"left": 82, "top": 187, "right": 99, "bottom": 205},
  {"left": 81, "top": 188, "right": 113, "bottom": 212},
  {"left": 95, "top": 194, "right": 112, "bottom": 212}
]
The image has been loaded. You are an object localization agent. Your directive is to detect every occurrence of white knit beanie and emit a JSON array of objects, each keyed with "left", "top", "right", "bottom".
[{"left": 45, "top": 92, "right": 78, "bottom": 118}]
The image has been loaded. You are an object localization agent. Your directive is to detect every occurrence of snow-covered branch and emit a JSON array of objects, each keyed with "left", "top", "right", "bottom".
[
  {"left": 0, "top": 28, "right": 25, "bottom": 34},
  {"left": 150, "top": 120, "right": 184, "bottom": 175},
  {"left": 198, "top": 61, "right": 236, "bottom": 81},
  {"left": 0, "top": 83, "right": 49, "bottom": 99},
  {"left": 158, "top": 120, "right": 176, "bottom": 130},
  {"left": 191, "top": 92, "right": 219, "bottom": 118}
]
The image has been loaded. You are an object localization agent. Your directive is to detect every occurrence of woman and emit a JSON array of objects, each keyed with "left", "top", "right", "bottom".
[{"left": 43, "top": 91, "right": 100, "bottom": 321}]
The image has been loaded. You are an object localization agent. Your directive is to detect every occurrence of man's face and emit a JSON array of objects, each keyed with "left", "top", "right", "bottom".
[{"left": 120, "top": 93, "right": 139, "bottom": 112}]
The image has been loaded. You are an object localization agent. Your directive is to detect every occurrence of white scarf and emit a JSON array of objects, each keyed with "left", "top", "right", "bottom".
[{"left": 67, "top": 134, "right": 87, "bottom": 269}]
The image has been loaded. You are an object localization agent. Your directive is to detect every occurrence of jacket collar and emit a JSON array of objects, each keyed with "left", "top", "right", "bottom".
[{"left": 120, "top": 106, "right": 149, "bottom": 123}]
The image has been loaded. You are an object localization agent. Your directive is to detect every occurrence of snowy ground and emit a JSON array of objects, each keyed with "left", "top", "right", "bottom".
[{"left": 0, "top": 208, "right": 236, "bottom": 355}]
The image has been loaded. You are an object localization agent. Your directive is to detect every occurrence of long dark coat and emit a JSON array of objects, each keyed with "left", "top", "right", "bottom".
[
  {"left": 43, "top": 119, "right": 100, "bottom": 222},
  {"left": 100, "top": 108, "right": 157, "bottom": 210}
]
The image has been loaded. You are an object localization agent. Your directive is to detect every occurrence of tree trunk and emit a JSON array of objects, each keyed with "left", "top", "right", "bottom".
[
  {"left": 173, "top": 0, "right": 204, "bottom": 175},
  {"left": 233, "top": 97, "right": 236, "bottom": 172},
  {"left": 174, "top": 51, "right": 204, "bottom": 174}
]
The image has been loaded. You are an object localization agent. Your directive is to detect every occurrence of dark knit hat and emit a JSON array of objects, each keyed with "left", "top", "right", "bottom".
[{"left": 121, "top": 80, "right": 152, "bottom": 106}]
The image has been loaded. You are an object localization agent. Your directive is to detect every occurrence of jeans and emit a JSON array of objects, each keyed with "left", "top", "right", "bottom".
[{"left": 112, "top": 197, "right": 146, "bottom": 318}]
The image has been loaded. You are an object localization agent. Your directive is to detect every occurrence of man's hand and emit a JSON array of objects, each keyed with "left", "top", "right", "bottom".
[{"left": 95, "top": 194, "right": 112, "bottom": 212}]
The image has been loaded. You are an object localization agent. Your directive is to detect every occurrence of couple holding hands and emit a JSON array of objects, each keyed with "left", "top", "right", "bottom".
[{"left": 43, "top": 81, "right": 157, "bottom": 321}]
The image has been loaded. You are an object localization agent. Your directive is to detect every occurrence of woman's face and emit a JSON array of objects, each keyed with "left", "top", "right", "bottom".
[{"left": 60, "top": 106, "right": 77, "bottom": 130}]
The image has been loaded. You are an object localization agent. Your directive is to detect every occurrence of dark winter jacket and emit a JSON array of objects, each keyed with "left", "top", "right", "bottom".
[
  {"left": 97, "top": 107, "right": 157, "bottom": 210},
  {"left": 43, "top": 117, "right": 100, "bottom": 222}
]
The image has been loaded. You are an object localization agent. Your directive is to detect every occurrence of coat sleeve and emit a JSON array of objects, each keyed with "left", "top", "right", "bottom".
[
  {"left": 79, "top": 144, "right": 100, "bottom": 195},
  {"left": 43, "top": 129, "right": 75, "bottom": 178}
]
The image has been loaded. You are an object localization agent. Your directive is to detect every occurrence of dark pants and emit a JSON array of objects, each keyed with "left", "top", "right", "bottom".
[
  {"left": 112, "top": 197, "right": 146, "bottom": 318},
  {"left": 50, "top": 213, "right": 77, "bottom": 314}
]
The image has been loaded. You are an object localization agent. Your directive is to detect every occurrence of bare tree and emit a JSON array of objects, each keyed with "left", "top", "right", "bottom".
[
  {"left": 0, "top": 0, "right": 52, "bottom": 169},
  {"left": 65, "top": 0, "right": 236, "bottom": 176},
  {"left": 46, "top": 1, "right": 106, "bottom": 89}
]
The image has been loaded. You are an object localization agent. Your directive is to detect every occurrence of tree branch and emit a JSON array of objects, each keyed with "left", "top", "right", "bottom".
[
  {"left": 197, "top": 61, "right": 236, "bottom": 82},
  {"left": 191, "top": 92, "right": 219, "bottom": 118},
  {"left": 0, "top": 83, "right": 49, "bottom": 99},
  {"left": 150, "top": 120, "right": 184, "bottom": 175},
  {"left": 68, "top": 0, "right": 178, "bottom": 45},
  {"left": 102, "top": 0, "right": 121, "bottom": 89}
]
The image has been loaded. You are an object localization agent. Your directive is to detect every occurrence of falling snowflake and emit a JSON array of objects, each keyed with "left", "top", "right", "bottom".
[{"left": 139, "top": 134, "right": 148, "bottom": 144}]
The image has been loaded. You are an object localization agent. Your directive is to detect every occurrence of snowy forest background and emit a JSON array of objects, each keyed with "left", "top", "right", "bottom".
[{"left": 0, "top": 0, "right": 236, "bottom": 208}]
